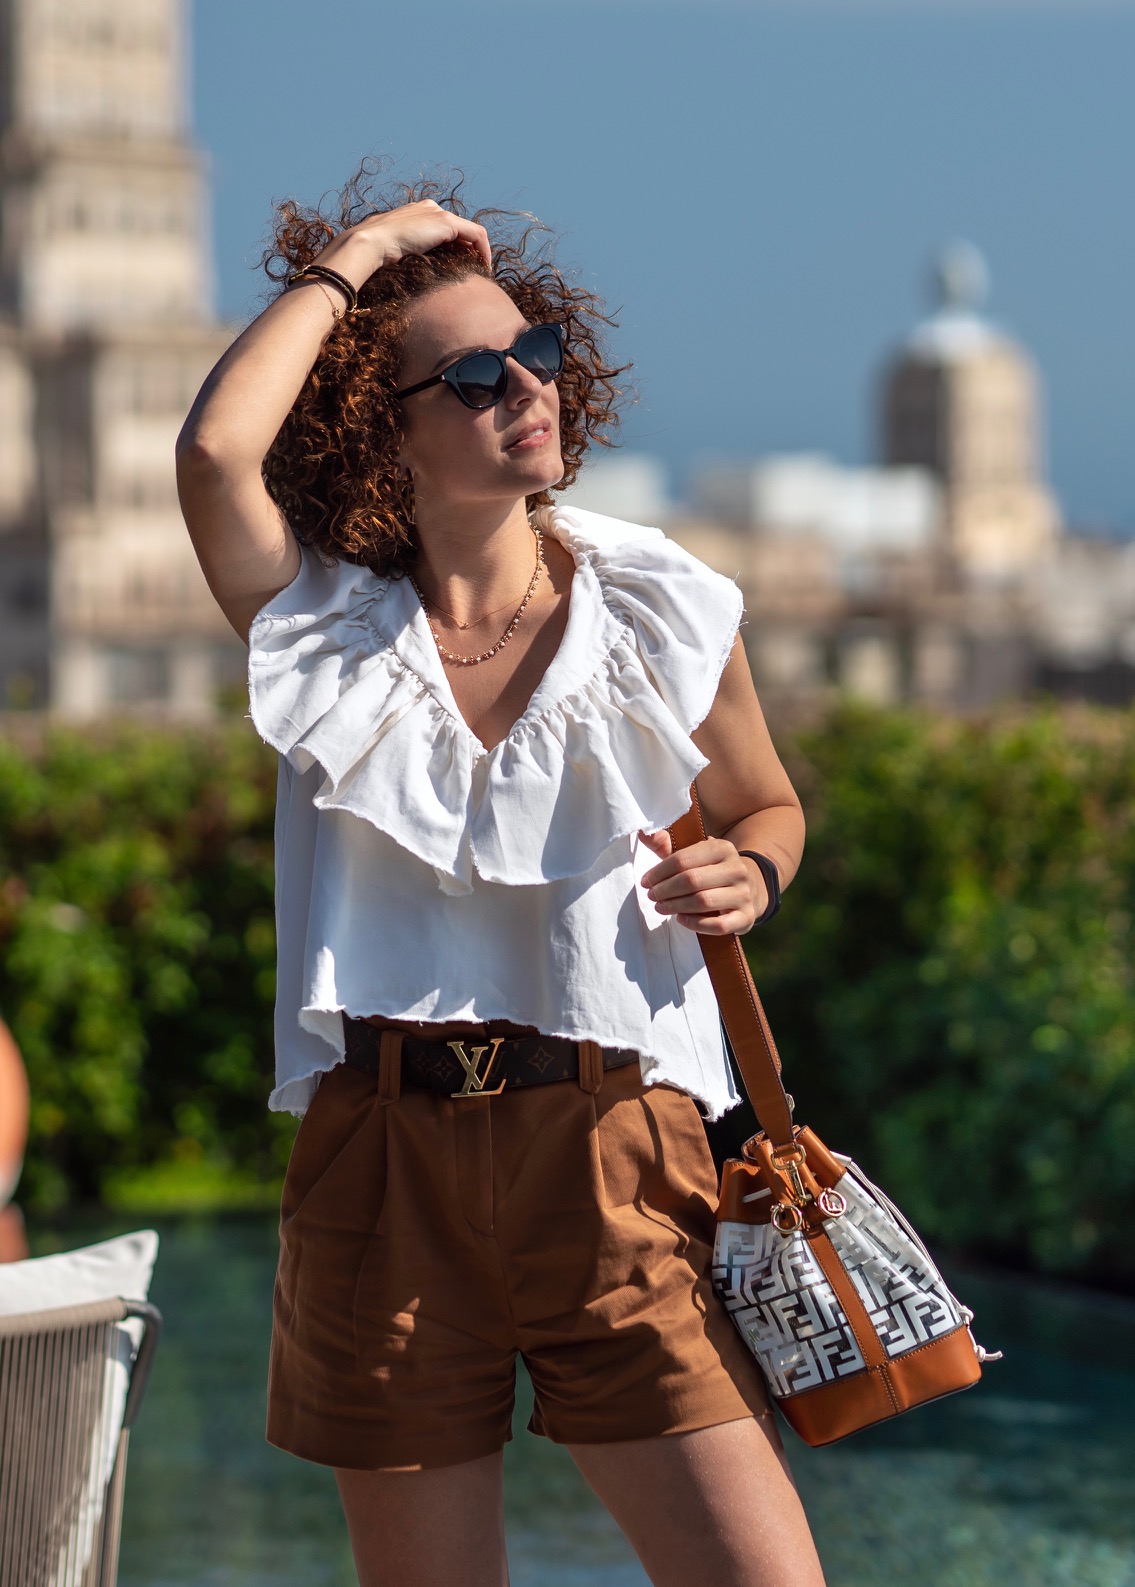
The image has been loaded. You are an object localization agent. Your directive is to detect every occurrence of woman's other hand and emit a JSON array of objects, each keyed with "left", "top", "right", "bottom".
[{"left": 637, "top": 830, "right": 768, "bottom": 936}]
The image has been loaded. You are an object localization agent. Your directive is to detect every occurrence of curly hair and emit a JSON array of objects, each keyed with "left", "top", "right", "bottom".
[{"left": 258, "top": 161, "right": 630, "bottom": 578}]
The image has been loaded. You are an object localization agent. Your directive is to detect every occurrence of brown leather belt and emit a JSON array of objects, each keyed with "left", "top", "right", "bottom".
[{"left": 341, "top": 1015, "right": 640, "bottom": 1098}]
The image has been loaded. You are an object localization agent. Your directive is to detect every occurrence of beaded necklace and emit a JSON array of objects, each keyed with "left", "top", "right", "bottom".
[{"left": 408, "top": 528, "right": 545, "bottom": 667}]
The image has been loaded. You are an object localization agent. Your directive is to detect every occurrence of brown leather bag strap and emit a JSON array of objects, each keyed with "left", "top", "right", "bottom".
[{"left": 667, "top": 782, "right": 796, "bottom": 1147}]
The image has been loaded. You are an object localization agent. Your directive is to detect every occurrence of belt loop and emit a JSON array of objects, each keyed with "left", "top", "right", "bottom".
[
  {"left": 378, "top": 1029, "right": 403, "bottom": 1105},
  {"left": 577, "top": 1039, "right": 603, "bottom": 1094}
]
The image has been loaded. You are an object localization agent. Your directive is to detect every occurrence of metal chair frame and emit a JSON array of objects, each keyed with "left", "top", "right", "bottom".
[{"left": 0, "top": 1295, "right": 162, "bottom": 1586}]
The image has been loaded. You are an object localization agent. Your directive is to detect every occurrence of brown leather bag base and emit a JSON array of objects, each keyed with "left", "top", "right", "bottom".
[{"left": 780, "top": 1325, "right": 984, "bottom": 1446}]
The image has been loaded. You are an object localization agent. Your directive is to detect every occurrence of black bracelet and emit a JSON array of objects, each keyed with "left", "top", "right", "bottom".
[
  {"left": 738, "top": 851, "right": 781, "bottom": 927},
  {"left": 284, "top": 262, "right": 359, "bottom": 314}
]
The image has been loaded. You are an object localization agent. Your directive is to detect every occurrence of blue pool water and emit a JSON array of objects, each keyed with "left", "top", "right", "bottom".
[{"left": 28, "top": 1213, "right": 1135, "bottom": 1587}]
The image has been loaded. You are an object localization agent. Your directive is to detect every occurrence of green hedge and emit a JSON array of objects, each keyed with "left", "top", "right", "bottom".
[
  {"left": 0, "top": 720, "right": 290, "bottom": 1213},
  {"left": 728, "top": 698, "right": 1135, "bottom": 1291},
  {"left": 1, "top": 699, "right": 1133, "bottom": 1288}
]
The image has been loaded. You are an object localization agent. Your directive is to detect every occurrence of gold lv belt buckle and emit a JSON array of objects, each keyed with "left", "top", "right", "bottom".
[{"left": 446, "top": 1037, "right": 507, "bottom": 1098}]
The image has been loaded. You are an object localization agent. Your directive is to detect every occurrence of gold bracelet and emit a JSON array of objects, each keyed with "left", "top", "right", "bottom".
[
  {"left": 284, "top": 262, "right": 359, "bottom": 313},
  {"left": 284, "top": 273, "right": 342, "bottom": 324},
  {"left": 313, "top": 279, "right": 342, "bottom": 323}
]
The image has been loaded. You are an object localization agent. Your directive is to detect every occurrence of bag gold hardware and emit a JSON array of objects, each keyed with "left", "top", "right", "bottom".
[
  {"left": 771, "top": 1202, "right": 805, "bottom": 1235},
  {"left": 818, "top": 1187, "right": 848, "bottom": 1219}
]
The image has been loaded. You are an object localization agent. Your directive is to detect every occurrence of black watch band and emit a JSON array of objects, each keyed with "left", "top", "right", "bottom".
[{"left": 738, "top": 851, "right": 781, "bottom": 927}]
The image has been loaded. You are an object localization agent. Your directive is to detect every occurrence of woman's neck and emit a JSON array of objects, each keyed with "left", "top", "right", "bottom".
[{"left": 411, "top": 497, "right": 542, "bottom": 627}]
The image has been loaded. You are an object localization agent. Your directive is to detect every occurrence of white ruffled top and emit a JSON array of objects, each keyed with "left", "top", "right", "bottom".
[{"left": 248, "top": 503, "right": 745, "bottom": 1119}]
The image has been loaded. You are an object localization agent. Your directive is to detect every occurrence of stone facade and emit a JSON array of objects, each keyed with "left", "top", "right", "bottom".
[
  {"left": 0, "top": 0, "right": 237, "bottom": 715},
  {"left": 880, "top": 245, "right": 1062, "bottom": 587}
]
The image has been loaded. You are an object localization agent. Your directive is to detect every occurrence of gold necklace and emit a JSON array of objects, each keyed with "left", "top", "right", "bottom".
[
  {"left": 409, "top": 528, "right": 545, "bottom": 667},
  {"left": 423, "top": 583, "right": 530, "bottom": 630}
]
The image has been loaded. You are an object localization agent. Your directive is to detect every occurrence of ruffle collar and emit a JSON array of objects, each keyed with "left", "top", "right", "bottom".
[{"left": 248, "top": 505, "right": 742, "bottom": 894}]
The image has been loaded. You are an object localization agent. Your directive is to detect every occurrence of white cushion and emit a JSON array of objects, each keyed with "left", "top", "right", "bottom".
[
  {"left": 0, "top": 1230, "right": 159, "bottom": 1584},
  {"left": 0, "top": 1228, "right": 158, "bottom": 1317}
]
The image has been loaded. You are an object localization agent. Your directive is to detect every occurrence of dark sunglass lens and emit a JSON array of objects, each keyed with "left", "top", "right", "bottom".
[
  {"left": 452, "top": 352, "right": 508, "bottom": 408},
  {"left": 514, "top": 325, "right": 564, "bottom": 382}
]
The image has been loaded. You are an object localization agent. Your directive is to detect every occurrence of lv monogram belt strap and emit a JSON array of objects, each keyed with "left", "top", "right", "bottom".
[{"left": 341, "top": 1016, "right": 640, "bottom": 1100}]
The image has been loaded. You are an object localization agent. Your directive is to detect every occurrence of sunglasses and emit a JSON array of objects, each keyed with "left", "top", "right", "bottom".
[{"left": 394, "top": 322, "right": 565, "bottom": 411}]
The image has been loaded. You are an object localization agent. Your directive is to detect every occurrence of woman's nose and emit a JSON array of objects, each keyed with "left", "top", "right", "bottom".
[{"left": 503, "top": 356, "right": 545, "bottom": 405}]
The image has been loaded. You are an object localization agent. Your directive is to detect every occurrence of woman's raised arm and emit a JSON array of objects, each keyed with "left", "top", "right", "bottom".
[{"left": 175, "top": 202, "right": 492, "bottom": 643}]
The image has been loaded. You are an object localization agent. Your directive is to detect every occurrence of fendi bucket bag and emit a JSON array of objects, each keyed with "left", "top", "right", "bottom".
[{"left": 668, "top": 787, "right": 1002, "bottom": 1447}]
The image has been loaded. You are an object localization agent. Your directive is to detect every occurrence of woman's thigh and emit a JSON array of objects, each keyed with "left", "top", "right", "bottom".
[
  {"left": 566, "top": 1415, "right": 827, "bottom": 1587},
  {"left": 335, "top": 1449, "right": 509, "bottom": 1587}
]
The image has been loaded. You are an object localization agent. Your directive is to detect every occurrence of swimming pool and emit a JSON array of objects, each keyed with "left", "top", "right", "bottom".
[{"left": 30, "top": 1213, "right": 1135, "bottom": 1586}]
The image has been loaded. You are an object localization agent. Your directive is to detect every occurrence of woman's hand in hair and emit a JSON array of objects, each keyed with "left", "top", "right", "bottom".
[
  {"left": 637, "top": 830, "right": 768, "bottom": 937},
  {"left": 316, "top": 200, "right": 493, "bottom": 290},
  {"left": 176, "top": 203, "right": 491, "bottom": 644}
]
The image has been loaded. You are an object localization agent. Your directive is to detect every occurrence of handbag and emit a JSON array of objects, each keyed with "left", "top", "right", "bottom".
[{"left": 668, "top": 785, "right": 1002, "bottom": 1447}]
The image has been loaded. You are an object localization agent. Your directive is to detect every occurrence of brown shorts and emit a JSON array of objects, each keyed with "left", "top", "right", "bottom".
[{"left": 266, "top": 1046, "right": 772, "bottom": 1471}]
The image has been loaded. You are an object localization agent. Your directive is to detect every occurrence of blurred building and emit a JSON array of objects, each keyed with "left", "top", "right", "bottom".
[
  {"left": 660, "top": 242, "right": 1135, "bottom": 717},
  {"left": 0, "top": 0, "right": 236, "bottom": 716},
  {"left": 564, "top": 452, "right": 672, "bottom": 529},
  {"left": 881, "top": 241, "right": 1061, "bottom": 586}
]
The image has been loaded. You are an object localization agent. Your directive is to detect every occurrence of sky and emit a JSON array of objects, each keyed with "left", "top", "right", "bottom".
[{"left": 191, "top": 0, "right": 1135, "bottom": 529}]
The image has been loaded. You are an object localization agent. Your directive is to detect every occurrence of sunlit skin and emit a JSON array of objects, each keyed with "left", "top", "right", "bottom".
[
  {"left": 396, "top": 275, "right": 565, "bottom": 530},
  {"left": 0, "top": 1018, "right": 28, "bottom": 1198},
  {"left": 0, "top": 1018, "right": 29, "bottom": 1262},
  {"left": 389, "top": 275, "right": 582, "bottom": 758},
  {"left": 176, "top": 197, "right": 822, "bottom": 1587}
]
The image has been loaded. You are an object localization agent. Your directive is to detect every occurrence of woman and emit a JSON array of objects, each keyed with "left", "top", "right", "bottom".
[{"left": 177, "top": 173, "right": 825, "bottom": 1587}]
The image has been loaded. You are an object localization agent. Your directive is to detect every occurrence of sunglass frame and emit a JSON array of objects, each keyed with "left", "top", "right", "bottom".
[{"left": 394, "top": 322, "right": 566, "bottom": 410}]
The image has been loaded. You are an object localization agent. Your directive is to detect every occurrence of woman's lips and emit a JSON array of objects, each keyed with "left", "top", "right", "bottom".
[{"left": 506, "top": 424, "right": 551, "bottom": 452}]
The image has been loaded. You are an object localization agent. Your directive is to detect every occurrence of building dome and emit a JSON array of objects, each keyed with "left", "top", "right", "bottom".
[
  {"left": 933, "top": 240, "right": 990, "bottom": 312},
  {"left": 904, "top": 241, "right": 1005, "bottom": 363}
]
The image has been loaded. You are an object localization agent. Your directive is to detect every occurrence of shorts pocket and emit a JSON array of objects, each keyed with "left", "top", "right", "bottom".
[
  {"left": 276, "top": 1071, "right": 390, "bottom": 1344},
  {"left": 641, "top": 1083, "right": 722, "bottom": 1206},
  {"left": 592, "top": 1072, "right": 720, "bottom": 1239},
  {"left": 280, "top": 1063, "right": 387, "bottom": 1229}
]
